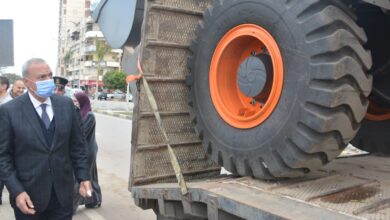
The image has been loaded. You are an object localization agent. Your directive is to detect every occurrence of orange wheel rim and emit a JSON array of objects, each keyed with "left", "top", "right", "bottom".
[
  {"left": 209, "top": 24, "right": 284, "bottom": 129},
  {"left": 365, "top": 100, "right": 390, "bottom": 121}
]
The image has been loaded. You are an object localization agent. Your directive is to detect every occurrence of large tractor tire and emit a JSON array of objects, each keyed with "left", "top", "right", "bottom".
[{"left": 188, "top": 0, "right": 372, "bottom": 179}]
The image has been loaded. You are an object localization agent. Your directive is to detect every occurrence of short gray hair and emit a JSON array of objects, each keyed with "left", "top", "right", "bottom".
[{"left": 22, "top": 58, "right": 47, "bottom": 77}]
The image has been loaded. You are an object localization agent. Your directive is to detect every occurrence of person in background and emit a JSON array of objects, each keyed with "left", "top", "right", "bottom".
[
  {"left": 0, "top": 76, "right": 12, "bottom": 105},
  {"left": 74, "top": 92, "right": 102, "bottom": 209},
  {"left": 52, "top": 76, "right": 86, "bottom": 213},
  {"left": 0, "top": 79, "right": 26, "bottom": 205},
  {"left": 10, "top": 80, "right": 26, "bottom": 98},
  {"left": 0, "top": 76, "right": 12, "bottom": 205},
  {"left": 53, "top": 76, "right": 68, "bottom": 96}
]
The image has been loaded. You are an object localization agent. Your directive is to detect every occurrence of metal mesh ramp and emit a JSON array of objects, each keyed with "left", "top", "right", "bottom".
[{"left": 130, "top": 0, "right": 220, "bottom": 187}]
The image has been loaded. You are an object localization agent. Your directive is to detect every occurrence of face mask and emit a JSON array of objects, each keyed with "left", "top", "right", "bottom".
[{"left": 28, "top": 78, "right": 55, "bottom": 99}]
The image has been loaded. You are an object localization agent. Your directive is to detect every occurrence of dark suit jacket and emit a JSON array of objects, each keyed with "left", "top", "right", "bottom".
[{"left": 0, "top": 93, "right": 90, "bottom": 211}]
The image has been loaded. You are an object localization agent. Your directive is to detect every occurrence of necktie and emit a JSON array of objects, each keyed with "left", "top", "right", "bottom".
[{"left": 41, "top": 104, "right": 50, "bottom": 129}]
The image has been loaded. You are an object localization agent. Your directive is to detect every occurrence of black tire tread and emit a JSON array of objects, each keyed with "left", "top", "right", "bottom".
[{"left": 188, "top": 0, "right": 372, "bottom": 179}]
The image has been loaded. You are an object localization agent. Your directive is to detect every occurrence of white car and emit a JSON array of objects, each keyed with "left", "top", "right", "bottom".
[{"left": 107, "top": 90, "right": 126, "bottom": 100}]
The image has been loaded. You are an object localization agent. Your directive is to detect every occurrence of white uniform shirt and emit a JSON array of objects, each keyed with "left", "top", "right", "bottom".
[{"left": 28, "top": 92, "right": 54, "bottom": 121}]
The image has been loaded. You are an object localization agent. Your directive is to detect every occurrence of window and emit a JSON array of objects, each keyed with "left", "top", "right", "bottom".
[
  {"left": 86, "top": 23, "right": 93, "bottom": 32},
  {"left": 85, "top": 55, "right": 93, "bottom": 61}
]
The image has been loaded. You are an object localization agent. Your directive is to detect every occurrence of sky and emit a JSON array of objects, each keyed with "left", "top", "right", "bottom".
[{"left": 0, "top": 0, "right": 60, "bottom": 75}]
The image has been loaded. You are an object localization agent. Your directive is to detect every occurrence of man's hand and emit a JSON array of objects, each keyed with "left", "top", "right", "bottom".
[
  {"left": 79, "top": 181, "right": 92, "bottom": 198},
  {"left": 16, "top": 192, "right": 36, "bottom": 215}
]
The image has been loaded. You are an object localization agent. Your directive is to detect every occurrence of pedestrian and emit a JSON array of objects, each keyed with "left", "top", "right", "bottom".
[
  {"left": 0, "top": 75, "right": 12, "bottom": 205},
  {"left": 0, "top": 76, "right": 12, "bottom": 205},
  {"left": 0, "top": 58, "right": 92, "bottom": 220},
  {"left": 52, "top": 76, "right": 88, "bottom": 212},
  {"left": 0, "top": 79, "right": 25, "bottom": 205},
  {"left": 10, "top": 79, "right": 26, "bottom": 98},
  {"left": 74, "top": 92, "right": 102, "bottom": 209},
  {"left": 0, "top": 76, "right": 12, "bottom": 105},
  {"left": 53, "top": 76, "right": 68, "bottom": 96}
]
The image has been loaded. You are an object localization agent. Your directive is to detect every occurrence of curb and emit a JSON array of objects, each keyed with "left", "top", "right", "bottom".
[{"left": 94, "top": 109, "right": 132, "bottom": 120}]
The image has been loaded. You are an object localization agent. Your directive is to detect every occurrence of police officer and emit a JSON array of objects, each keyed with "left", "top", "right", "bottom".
[{"left": 53, "top": 76, "right": 68, "bottom": 96}]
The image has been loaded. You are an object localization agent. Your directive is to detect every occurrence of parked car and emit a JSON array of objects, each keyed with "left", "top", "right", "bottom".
[
  {"left": 107, "top": 90, "right": 126, "bottom": 100},
  {"left": 98, "top": 91, "right": 108, "bottom": 100}
]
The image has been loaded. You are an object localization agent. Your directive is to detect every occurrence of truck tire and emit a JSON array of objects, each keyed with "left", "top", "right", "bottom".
[{"left": 188, "top": 0, "right": 372, "bottom": 179}]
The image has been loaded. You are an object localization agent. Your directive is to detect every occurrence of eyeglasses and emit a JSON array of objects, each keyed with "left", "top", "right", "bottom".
[{"left": 55, "top": 84, "right": 65, "bottom": 91}]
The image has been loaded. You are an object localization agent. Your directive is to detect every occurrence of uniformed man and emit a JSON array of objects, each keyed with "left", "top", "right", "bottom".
[{"left": 53, "top": 76, "right": 68, "bottom": 96}]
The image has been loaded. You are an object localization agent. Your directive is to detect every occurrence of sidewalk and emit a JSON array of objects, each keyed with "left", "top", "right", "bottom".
[
  {"left": 94, "top": 109, "right": 132, "bottom": 120},
  {"left": 91, "top": 100, "right": 133, "bottom": 120}
]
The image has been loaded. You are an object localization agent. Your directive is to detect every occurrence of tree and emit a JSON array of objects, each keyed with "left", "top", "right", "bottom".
[
  {"left": 2, "top": 73, "right": 22, "bottom": 84},
  {"left": 93, "top": 37, "right": 111, "bottom": 100},
  {"left": 103, "top": 70, "right": 127, "bottom": 91}
]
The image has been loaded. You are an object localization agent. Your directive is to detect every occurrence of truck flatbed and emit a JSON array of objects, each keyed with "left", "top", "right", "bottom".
[{"left": 132, "top": 155, "right": 390, "bottom": 220}]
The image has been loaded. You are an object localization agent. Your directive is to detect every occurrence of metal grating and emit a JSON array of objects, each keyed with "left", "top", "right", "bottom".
[
  {"left": 133, "top": 143, "right": 216, "bottom": 178},
  {"left": 142, "top": 46, "right": 191, "bottom": 79},
  {"left": 147, "top": 10, "right": 202, "bottom": 45},
  {"left": 138, "top": 81, "right": 191, "bottom": 113},
  {"left": 137, "top": 114, "right": 200, "bottom": 145},
  {"left": 130, "top": 0, "right": 218, "bottom": 188},
  {"left": 156, "top": 0, "right": 211, "bottom": 11}
]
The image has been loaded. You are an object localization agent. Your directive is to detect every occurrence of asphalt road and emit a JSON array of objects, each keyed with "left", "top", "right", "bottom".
[{"left": 0, "top": 113, "right": 155, "bottom": 220}]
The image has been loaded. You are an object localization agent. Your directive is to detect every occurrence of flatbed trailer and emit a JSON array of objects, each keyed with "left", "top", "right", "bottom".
[
  {"left": 91, "top": 1, "right": 390, "bottom": 219},
  {"left": 133, "top": 155, "right": 390, "bottom": 220}
]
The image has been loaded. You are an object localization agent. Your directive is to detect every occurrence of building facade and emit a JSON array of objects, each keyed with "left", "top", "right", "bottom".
[{"left": 57, "top": 0, "right": 122, "bottom": 91}]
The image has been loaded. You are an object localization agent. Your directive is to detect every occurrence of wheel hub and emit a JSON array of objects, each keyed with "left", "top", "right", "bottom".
[
  {"left": 209, "top": 24, "right": 284, "bottom": 129},
  {"left": 238, "top": 54, "right": 273, "bottom": 98}
]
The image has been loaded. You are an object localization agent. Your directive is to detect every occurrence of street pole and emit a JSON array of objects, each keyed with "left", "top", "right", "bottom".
[
  {"left": 95, "top": 62, "right": 99, "bottom": 101},
  {"left": 126, "top": 82, "right": 131, "bottom": 110}
]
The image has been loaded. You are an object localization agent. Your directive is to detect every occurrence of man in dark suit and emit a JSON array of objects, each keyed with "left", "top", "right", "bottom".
[{"left": 0, "top": 58, "right": 92, "bottom": 220}]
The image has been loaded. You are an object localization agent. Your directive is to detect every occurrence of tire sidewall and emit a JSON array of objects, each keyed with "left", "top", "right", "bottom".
[{"left": 192, "top": 0, "right": 310, "bottom": 156}]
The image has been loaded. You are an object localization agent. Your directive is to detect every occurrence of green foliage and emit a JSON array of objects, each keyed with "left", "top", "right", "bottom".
[
  {"left": 95, "top": 37, "right": 111, "bottom": 62},
  {"left": 2, "top": 73, "right": 22, "bottom": 84},
  {"left": 93, "top": 37, "right": 112, "bottom": 100},
  {"left": 103, "top": 70, "right": 127, "bottom": 91}
]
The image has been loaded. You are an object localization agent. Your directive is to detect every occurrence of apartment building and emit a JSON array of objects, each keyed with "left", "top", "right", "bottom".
[
  {"left": 57, "top": 0, "right": 122, "bottom": 90},
  {"left": 58, "top": 0, "right": 88, "bottom": 76}
]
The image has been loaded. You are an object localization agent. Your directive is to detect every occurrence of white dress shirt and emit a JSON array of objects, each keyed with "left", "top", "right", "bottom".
[
  {"left": 0, "top": 93, "right": 12, "bottom": 105},
  {"left": 28, "top": 92, "right": 54, "bottom": 121}
]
